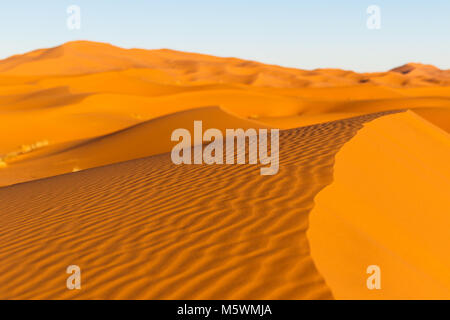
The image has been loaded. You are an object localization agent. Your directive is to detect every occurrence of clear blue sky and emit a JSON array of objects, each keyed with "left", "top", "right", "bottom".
[{"left": 0, "top": 0, "right": 449, "bottom": 72}]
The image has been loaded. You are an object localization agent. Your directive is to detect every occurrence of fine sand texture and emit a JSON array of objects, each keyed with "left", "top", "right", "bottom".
[{"left": 0, "top": 111, "right": 398, "bottom": 299}]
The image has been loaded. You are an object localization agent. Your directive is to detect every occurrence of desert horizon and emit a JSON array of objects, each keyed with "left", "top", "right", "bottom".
[
  {"left": 3, "top": 40, "right": 450, "bottom": 75},
  {"left": 1, "top": 40, "right": 450, "bottom": 186}
]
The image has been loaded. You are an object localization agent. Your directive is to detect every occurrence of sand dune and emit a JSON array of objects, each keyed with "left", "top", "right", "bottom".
[
  {"left": 0, "top": 41, "right": 449, "bottom": 300},
  {"left": 308, "top": 111, "right": 450, "bottom": 299},
  {"left": 0, "top": 106, "right": 269, "bottom": 186},
  {"left": 0, "top": 41, "right": 449, "bottom": 142},
  {"left": 0, "top": 111, "right": 399, "bottom": 299},
  {"left": 1, "top": 42, "right": 450, "bottom": 187},
  {"left": 2, "top": 42, "right": 450, "bottom": 87}
]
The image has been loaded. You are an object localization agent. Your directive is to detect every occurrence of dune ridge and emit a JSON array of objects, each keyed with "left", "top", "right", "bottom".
[
  {"left": 0, "top": 111, "right": 400, "bottom": 299},
  {"left": 1, "top": 41, "right": 449, "bottom": 300},
  {"left": 1, "top": 42, "right": 450, "bottom": 187},
  {"left": 2, "top": 42, "right": 450, "bottom": 87},
  {"left": 0, "top": 106, "right": 269, "bottom": 186},
  {"left": 308, "top": 111, "right": 450, "bottom": 299}
]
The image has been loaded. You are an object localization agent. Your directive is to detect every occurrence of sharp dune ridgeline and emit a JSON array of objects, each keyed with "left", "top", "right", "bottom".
[
  {"left": 0, "top": 41, "right": 449, "bottom": 299},
  {"left": 308, "top": 111, "right": 450, "bottom": 299}
]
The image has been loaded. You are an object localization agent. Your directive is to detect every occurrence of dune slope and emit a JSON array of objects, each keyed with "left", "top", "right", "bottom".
[
  {"left": 0, "top": 106, "right": 269, "bottom": 186},
  {"left": 0, "top": 111, "right": 398, "bottom": 299},
  {"left": 1, "top": 42, "right": 449, "bottom": 300},
  {"left": 1, "top": 42, "right": 450, "bottom": 189},
  {"left": 308, "top": 111, "right": 450, "bottom": 299}
]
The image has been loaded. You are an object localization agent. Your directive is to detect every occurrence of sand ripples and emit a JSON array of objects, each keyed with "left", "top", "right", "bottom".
[{"left": 0, "top": 110, "right": 401, "bottom": 299}]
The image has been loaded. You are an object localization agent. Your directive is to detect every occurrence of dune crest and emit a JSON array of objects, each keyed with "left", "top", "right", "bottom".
[
  {"left": 1, "top": 42, "right": 449, "bottom": 300},
  {"left": 0, "top": 106, "right": 269, "bottom": 186},
  {"left": 1, "top": 42, "right": 450, "bottom": 186},
  {"left": 0, "top": 111, "right": 399, "bottom": 299},
  {"left": 1, "top": 41, "right": 450, "bottom": 87},
  {"left": 308, "top": 111, "right": 450, "bottom": 299}
]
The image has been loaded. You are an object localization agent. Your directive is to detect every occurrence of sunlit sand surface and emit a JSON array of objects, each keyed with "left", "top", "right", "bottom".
[
  {"left": 0, "top": 41, "right": 449, "bottom": 299},
  {"left": 0, "top": 111, "right": 399, "bottom": 299},
  {"left": 308, "top": 111, "right": 450, "bottom": 299}
]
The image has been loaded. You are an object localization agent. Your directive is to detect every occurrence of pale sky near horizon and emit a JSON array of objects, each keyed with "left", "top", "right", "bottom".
[{"left": 0, "top": 0, "right": 449, "bottom": 72}]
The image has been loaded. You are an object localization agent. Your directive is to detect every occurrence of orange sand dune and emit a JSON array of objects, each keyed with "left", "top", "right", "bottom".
[
  {"left": 0, "top": 106, "right": 269, "bottom": 186},
  {"left": 308, "top": 111, "right": 450, "bottom": 299},
  {"left": 1, "top": 42, "right": 450, "bottom": 300},
  {"left": 1, "top": 42, "right": 450, "bottom": 188},
  {"left": 2, "top": 42, "right": 450, "bottom": 88},
  {"left": 413, "top": 107, "right": 450, "bottom": 133},
  {"left": 0, "top": 111, "right": 397, "bottom": 299}
]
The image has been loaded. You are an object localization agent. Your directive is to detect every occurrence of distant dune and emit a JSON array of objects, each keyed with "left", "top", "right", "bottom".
[
  {"left": 1, "top": 41, "right": 450, "bottom": 87},
  {"left": 0, "top": 41, "right": 449, "bottom": 299},
  {"left": 1, "top": 41, "right": 450, "bottom": 186},
  {"left": 0, "top": 106, "right": 269, "bottom": 185}
]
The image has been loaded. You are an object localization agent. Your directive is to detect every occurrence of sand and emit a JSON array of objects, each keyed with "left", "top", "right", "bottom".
[
  {"left": 0, "top": 111, "right": 400, "bottom": 299},
  {"left": 308, "top": 111, "right": 450, "bottom": 299},
  {"left": 0, "top": 106, "right": 269, "bottom": 185},
  {"left": 0, "top": 41, "right": 449, "bottom": 299}
]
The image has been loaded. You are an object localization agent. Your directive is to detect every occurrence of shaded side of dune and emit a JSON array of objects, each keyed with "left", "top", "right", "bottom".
[{"left": 0, "top": 111, "right": 400, "bottom": 299}]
